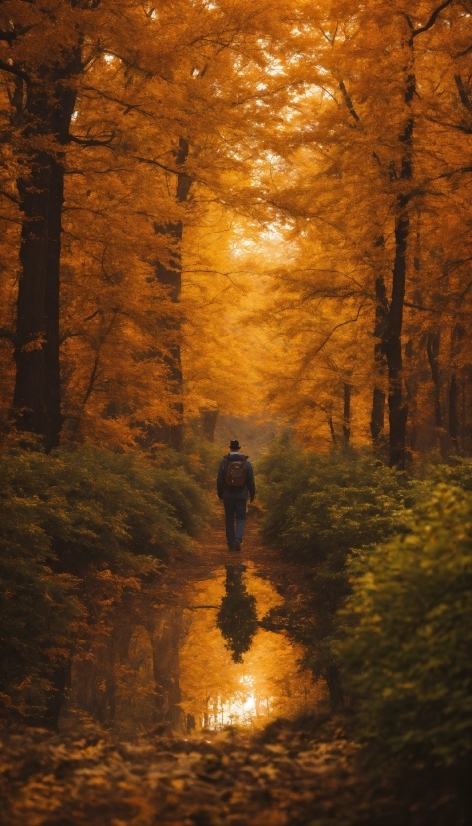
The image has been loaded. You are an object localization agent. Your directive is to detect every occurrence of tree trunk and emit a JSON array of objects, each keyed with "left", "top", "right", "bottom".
[
  {"left": 385, "top": 204, "right": 409, "bottom": 469},
  {"left": 13, "top": 151, "right": 64, "bottom": 450},
  {"left": 324, "top": 663, "right": 344, "bottom": 710},
  {"left": 153, "top": 138, "right": 192, "bottom": 452},
  {"left": 449, "top": 374, "right": 459, "bottom": 453},
  {"left": 12, "top": 60, "right": 79, "bottom": 450},
  {"left": 328, "top": 416, "right": 336, "bottom": 444},
  {"left": 384, "top": 50, "right": 415, "bottom": 469},
  {"left": 201, "top": 407, "right": 218, "bottom": 442},
  {"left": 404, "top": 338, "right": 418, "bottom": 452},
  {"left": 371, "top": 388, "right": 385, "bottom": 443},
  {"left": 150, "top": 607, "right": 184, "bottom": 730},
  {"left": 342, "top": 383, "right": 351, "bottom": 445},
  {"left": 426, "top": 331, "right": 442, "bottom": 428},
  {"left": 371, "top": 276, "right": 388, "bottom": 450}
]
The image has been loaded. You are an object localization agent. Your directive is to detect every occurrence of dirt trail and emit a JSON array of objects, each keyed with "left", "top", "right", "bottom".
[
  {"left": 0, "top": 516, "right": 468, "bottom": 826},
  {"left": 172, "top": 506, "right": 291, "bottom": 584}
]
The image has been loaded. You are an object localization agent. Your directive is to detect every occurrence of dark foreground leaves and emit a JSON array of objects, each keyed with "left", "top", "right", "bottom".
[{"left": 0, "top": 716, "right": 469, "bottom": 826}]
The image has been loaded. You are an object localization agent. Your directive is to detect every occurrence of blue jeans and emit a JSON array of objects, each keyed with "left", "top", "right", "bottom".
[{"left": 223, "top": 499, "right": 247, "bottom": 547}]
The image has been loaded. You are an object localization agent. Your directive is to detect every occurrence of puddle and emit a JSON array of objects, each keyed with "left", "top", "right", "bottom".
[
  {"left": 61, "top": 562, "right": 323, "bottom": 736},
  {"left": 179, "top": 563, "right": 321, "bottom": 731}
]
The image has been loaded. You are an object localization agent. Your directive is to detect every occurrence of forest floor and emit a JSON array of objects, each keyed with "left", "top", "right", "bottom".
[{"left": 0, "top": 510, "right": 469, "bottom": 826}]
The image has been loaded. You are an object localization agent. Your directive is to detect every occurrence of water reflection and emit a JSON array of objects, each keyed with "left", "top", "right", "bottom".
[
  {"left": 61, "top": 562, "right": 322, "bottom": 735},
  {"left": 179, "top": 563, "right": 322, "bottom": 731},
  {"left": 217, "top": 564, "right": 258, "bottom": 663}
]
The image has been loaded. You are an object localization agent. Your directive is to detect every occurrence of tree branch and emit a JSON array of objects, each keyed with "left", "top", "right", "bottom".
[
  {"left": 455, "top": 43, "right": 472, "bottom": 58},
  {"left": 0, "top": 60, "right": 28, "bottom": 81},
  {"left": 131, "top": 154, "right": 194, "bottom": 180},
  {"left": 339, "top": 80, "right": 360, "bottom": 122},
  {"left": 0, "top": 189, "right": 19, "bottom": 204},
  {"left": 412, "top": 0, "right": 454, "bottom": 37},
  {"left": 404, "top": 301, "right": 441, "bottom": 313},
  {"left": 454, "top": 74, "right": 472, "bottom": 113},
  {"left": 67, "top": 131, "right": 115, "bottom": 147}
]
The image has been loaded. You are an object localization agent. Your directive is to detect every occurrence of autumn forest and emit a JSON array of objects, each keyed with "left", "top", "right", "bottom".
[{"left": 0, "top": 1, "right": 471, "bottom": 824}]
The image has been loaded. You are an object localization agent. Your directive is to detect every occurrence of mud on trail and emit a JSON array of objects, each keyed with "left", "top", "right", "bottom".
[{"left": 0, "top": 518, "right": 468, "bottom": 826}]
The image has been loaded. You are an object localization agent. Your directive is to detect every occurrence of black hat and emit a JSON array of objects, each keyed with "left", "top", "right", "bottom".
[{"left": 229, "top": 439, "right": 241, "bottom": 451}]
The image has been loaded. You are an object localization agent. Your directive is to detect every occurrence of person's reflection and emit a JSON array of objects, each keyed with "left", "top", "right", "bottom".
[{"left": 217, "top": 564, "right": 258, "bottom": 663}]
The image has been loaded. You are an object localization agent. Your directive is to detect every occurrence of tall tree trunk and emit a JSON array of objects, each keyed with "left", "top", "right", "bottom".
[
  {"left": 382, "top": 2, "right": 453, "bottom": 465},
  {"left": 404, "top": 338, "right": 418, "bottom": 452},
  {"left": 449, "top": 374, "right": 459, "bottom": 453},
  {"left": 384, "top": 48, "right": 415, "bottom": 469},
  {"left": 342, "top": 383, "right": 351, "bottom": 445},
  {"left": 371, "top": 276, "right": 388, "bottom": 449},
  {"left": 201, "top": 407, "right": 218, "bottom": 442},
  {"left": 12, "top": 59, "right": 79, "bottom": 450},
  {"left": 150, "top": 607, "right": 184, "bottom": 730},
  {"left": 449, "top": 323, "right": 466, "bottom": 455},
  {"left": 14, "top": 151, "right": 64, "bottom": 449},
  {"left": 153, "top": 138, "right": 192, "bottom": 452},
  {"left": 371, "top": 388, "right": 385, "bottom": 443},
  {"left": 325, "top": 663, "right": 344, "bottom": 710},
  {"left": 385, "top": 203, "right": 409, "bottom": 468},
  {"left": 426, "top": 331, "right": 442, "bottom": 429}
]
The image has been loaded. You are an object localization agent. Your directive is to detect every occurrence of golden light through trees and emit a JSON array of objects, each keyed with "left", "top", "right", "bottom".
[
  {"left": 0, "top": 10, "right": 471, "bottom": 823},
  {"left": 0, "top": 1, "right": 468, "bottom": 462}
]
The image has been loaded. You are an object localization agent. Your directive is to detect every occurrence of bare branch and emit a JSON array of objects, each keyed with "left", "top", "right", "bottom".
[
  {"left": 412, "top": 0, "right": 454, "bottom": 38},
  {"left": 131, "top": 154, "right": 195, "bottom": 181},
  {"left": 67, "top": 131, "right": 115, "bottom": 147},
  {"left": 455, "top": 43, "right": 472, "bottom": 58},
  {"left": 0, "top": 60, "right": 28, "bottom": 81},
  {"left": 0, "top": 189, "right": 19, "bottom": 204},
  {"left": 339, "top": 80, "right": 360, "bottom": 122},
  {"left": 454, "top": 74, "right": 472, "bottom": 112},
  {"left": 404, "top": 301, "right": 442, "bottom": 313}
]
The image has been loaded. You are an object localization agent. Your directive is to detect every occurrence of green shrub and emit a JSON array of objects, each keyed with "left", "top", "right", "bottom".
[
  {"left": 257, "top": 437, "right": 411, "bottom": 704},
  {"left": 0, "top": 445, "right": 209, "bottom": 718},
  {"left": 0, "top": 491, "right": 80, "bottom": 718},
  {"left": 430, "top": 459, "right": 472, "bottom": 492},
  {"left": 341, "top": 484, "right": 472, "bottom": 766},
  {"left": 1, "top": 447, "right": 208, "bottom": 568},
  {"left": 181, "top": 435, "right": 226, "bottom": 491},
  {"left": 259, "top": 439, "right": 410, "bottom": 563}
]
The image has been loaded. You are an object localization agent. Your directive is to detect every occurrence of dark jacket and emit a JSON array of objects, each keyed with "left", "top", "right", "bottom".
[{"left": 217, "top": 453, "right": 256, "bottom": 501}]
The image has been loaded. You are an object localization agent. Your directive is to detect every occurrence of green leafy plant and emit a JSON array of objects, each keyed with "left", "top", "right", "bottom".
[
  {"left": 257, "top": 436, "right": 411, "bottom": 705},
  {"left": 0, "top": 445, "right": 210, "bottom": 719},
  {"left": 342, "top": 484, "right": 472, "bottom": 767}
]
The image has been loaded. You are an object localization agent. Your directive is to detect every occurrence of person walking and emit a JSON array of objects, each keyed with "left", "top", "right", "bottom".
[{"left": 217, "top": 440, "right": 256, "bottom": 551}]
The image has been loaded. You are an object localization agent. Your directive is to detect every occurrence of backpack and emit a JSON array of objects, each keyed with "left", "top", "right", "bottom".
[{"left": 224, "top": 455, "right": 248, "bottom": 488}]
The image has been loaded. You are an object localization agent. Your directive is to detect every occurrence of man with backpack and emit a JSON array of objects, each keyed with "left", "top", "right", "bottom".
[{"left": 217, "top": 439, "right": 256, "bottom": 551}]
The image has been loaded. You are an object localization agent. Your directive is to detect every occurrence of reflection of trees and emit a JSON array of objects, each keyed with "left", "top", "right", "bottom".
[{"left": 217, "top": 565, "right": 258, "bottom": 663}]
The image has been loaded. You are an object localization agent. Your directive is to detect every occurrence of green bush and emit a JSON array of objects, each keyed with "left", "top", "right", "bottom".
[
  {"left": 1, "top": 447, "right": 208, "bottom": 567},
  {"left": 430, "top": 459, "right": 472, "bottom": 492},
  {"left": 0, "top": 494, "right": 80, "bottom": 719},
  {"left": 341, "top": 484, "right": 472, "bottom": 766},
  {"left": 259, "top": 438, "right": 410, "bottom": 562},
  {"left": 0, "top": 445, "right": 209, "bottom": 718},
  {"left": 257, "top": 436, "right": 411, "bottom": 704},
  {"left": 181, "top": 435, "right": 226, "bottom": 491}
]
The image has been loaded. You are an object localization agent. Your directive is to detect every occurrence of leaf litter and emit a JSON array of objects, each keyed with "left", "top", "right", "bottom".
[{"left": 1, "top": 714, "right": 465, "bottom": 826}]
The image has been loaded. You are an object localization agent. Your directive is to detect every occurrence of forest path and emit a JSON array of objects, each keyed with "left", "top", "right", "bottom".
[
  {"left": 1, "top": 711, "right": 408, "bottom": 826},
  {"left": 172, "top": 505, "right": 291, "bottom": 587},
  {"left": 0, "top": 513, "right": 460, "bottom": 826}
]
